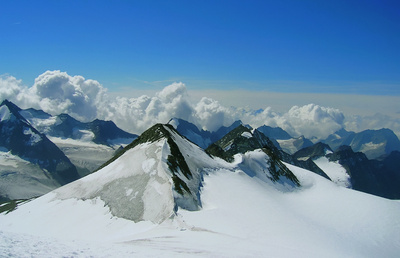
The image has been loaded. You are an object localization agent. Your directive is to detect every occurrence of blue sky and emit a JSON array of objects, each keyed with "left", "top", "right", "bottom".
[{"left": 1, "top": 0, "right": 399, "bottom": 95}]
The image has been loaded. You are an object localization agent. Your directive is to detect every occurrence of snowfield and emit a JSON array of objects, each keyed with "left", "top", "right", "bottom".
[
  {"left": 1, "top": 126, "right": 400, "bottom": 257},
  {"left": 48, "top": 136, "right": 119, "bottom": 175},
  {"left": 313, "top": 156, "right": 351, "bottom": 188},
  {"left": 0, "top": 105, "right": 12, "bottom": 122},
  {"left": 277, "top": 138, "right": 300, "bottom": 154},
  {"left": 0, "top": 149, "right": 61, "bottom": 200},
  {"left": 1, "top": 165, "right": 399, "bottom": 257}
]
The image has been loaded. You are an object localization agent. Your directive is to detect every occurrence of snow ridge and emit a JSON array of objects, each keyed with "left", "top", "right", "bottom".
[{"left": 48, "top": 124, "right": 214, "bottom": 222}]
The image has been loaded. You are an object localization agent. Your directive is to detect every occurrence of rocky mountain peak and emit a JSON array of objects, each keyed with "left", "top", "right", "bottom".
[
  {"left": 293, "top": 142, "right": 333, "bottom": 161},
  {"left": 206, "top": 125, "right": 300, "bottom": 187},
  {"left": 0, "top": 100, "right": 80, "bottom": 200}
]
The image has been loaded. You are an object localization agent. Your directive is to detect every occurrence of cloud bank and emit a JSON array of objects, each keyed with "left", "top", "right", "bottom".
[{"left": 1, "top": 70, "right": 399, "bottom": 140}]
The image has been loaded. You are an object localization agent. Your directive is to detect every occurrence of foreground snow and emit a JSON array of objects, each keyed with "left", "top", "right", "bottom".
[{"left": 1, "top": 161, "right": 399, "bottom": 257}]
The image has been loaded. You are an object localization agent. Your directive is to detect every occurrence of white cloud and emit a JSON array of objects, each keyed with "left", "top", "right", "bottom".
[
  {"left": 194, "top": 97, "right": 235, "bottom": 132},
  {"left": 0, "top": 75, "right": 23, "bottom": 99},
  {"left": 96, "top": 82, "right": 194, "bottom": 133},
  {"left": 0, "top": 75, "right": 30, "bottom": 105},
  {"left": 282, "top": 104, "right": 345, "bottom": 139},
  {"left": 1, "top": 71, "right": 400, "bottom": 140},
  {"left": 27, "top": 70, "right": 108, "bottom": 122},
  {"left": 221, "top": 104, "right": 344, "bottom": 140}
]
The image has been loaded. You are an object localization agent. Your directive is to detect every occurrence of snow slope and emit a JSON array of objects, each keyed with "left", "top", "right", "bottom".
[
  {"left": 41, "top": 140, "right": 175, "bottom": 223},
  {"left": 1, "top": 124, "right": 399, "bottom": 257},
  {"left": 313, "top": 156, "right": 351, "bottom": 187},
  {"left": 0, "top": 149, "right": 60, "bottom": 200},
  {"left": 277, "top": 136, "right": 313, "bottom": 154},
  {"left": 1, "top": 163, "right": 399, "bottom": 257}
]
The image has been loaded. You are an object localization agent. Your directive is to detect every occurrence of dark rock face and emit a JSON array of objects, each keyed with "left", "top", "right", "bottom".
[
  {"left": 328, "top": 146, "right": 400, "bottom": 199},
  {"left": 87, "top": 119, "right": 137, "bottom": 145},
  {"left": 206, "top": 125, "right": 263, "bottom": 161},
  {"left": 257, "top": 125, "right": 292, "bottom": 140},
  {"left": 293, "top": 142, "right": 333, "bottom": 160},
  {"left": 206, "top": 125, "right": 300, "bottom": 187},
  {"left": 292, "top": 141, "right": 400, "bottom": 199}
]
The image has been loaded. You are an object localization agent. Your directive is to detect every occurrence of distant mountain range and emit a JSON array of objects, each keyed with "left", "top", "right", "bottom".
[
  {"left": 170, "top": 118, "right": 400, "bottom": 160},
  {"left": 256, "top": 125, "right": 400, "bottom": 160},
  {"left": 21, "top": 105, "right": 138, "bottom": 175},
  {"left": 1, "top": 100, "right": 400, "bottom": 202},
  {"left": 0, "top": 100, "right": 79, "bottom": 201},
  {"left": 0, "top": 100, "right": 137, "bottom": 201},
  {"left": 168, "top": 118, "right": 243, "bottom": 149},
  {"left": 294, "top": 143, "right": 400, "bottom": 199},
  {"left": 169, "top": 117, "right": 400, "bottom": 199},
  {"left": 21, "top": 108, "right": 137, "bottom": 146},
  {"left": 322, "top": 128, "right": 400, "bottom": 159}
]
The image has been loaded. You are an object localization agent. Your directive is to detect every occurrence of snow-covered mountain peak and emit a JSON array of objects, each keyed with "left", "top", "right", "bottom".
[
  {"left": 10, "top": 122, "right": 303, "bottom": 223},
  {"left": 0, "top": 99, "right": 25, "bottom": 123},
  {"left": 256, "top": 125, "right": 292, "bottom": 140},
  {"left": 207, "top": 125, "right": 301, "bottom": 187},
  {"left": 8, "top": 104, "right": 138, "bottom": 177},
  {"left": 167, "top": 118, "right": 245, "bottom": 149},
  {"left": 293, "top": 142, "right": 333, "bottom": 161},
  {"left": 20, "top": 110, "right": 137, "bottom": 147},
  {"left": 51, "top": 123, "right": 217, "bottom": 222},
  {"left": 0, "top": 100, "right": 80, "bottom": 200}
]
